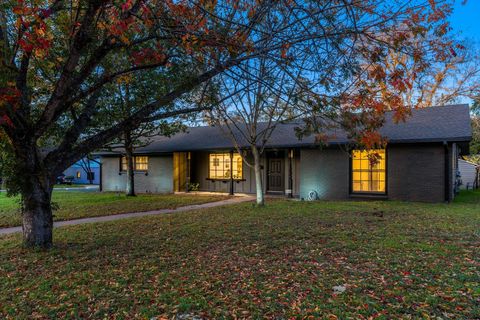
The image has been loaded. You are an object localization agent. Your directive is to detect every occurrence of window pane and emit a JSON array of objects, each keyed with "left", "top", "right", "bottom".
[
  {"left": 209, "top": 153, "right": 225, "bottom": 179},
  {"left": 378, "top": 181, "right": 386, "bottom": 192},
  {"left": 121, "top": 157, "right": 127, "bottom": 171},
  {"left": 134, "top": 156, "right": 148, "bottom": 171},
  {"left": 360, "top": 160, "right": 369, "bottom": 170},
  {"left": 136, "top": 163, "right": 148, "bottom": 171},
  {"left": 361, "top": 181, "right": 369, "bottom": 191},
  {"left": 209, "top": 153, "right": 243, "bottom": 179},
  {"left": 351, "top": 149, "right": 386, "bottom": 193},
  {"left": 352, "top": 160, "right": 361, "bottom": 170},
  {"left": 376, "top": 172, "right": 385, "bottom": 181},
  {"left": 232, "top": 154, "right": 243, "bottom": 179},
  {"left": 352, "top": 172, "right": 360, "bottom": 181},
  {"left": 352, "top": 182, "right": 361, "bottom": 191}
]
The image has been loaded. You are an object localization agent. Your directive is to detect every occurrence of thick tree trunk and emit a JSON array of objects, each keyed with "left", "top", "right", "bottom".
[
  {"left": 251, "top": 146, "right": 265, "bottom": 206},
  {"left": 22, "top": 174, "right": 54, "bottom": 248},
  {"left": 124, "top": 130, "right": 136, "bottom": 197}
]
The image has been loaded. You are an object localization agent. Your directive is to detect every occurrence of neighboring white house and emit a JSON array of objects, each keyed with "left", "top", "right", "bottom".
[{"left": 458, "top": 159, "right": 479, "bottom": 190}]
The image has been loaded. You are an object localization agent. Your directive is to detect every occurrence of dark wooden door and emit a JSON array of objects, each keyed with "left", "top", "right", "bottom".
[{"left": 267, "top": 158, "right": 284, "bottom": 192}]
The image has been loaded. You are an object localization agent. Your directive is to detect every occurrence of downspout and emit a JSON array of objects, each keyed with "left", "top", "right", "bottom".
[
  {"left": 287, "top": 149, "right": 293, "bottom": 198},
  {"left": 476, "top": 166, "right": 480, "bottom": 189},
  {"left": 229, "top": 150, "right": 234, "bottom": 195},
  {"left": 443, "top": 141, "right": 450, "bottom": 203}
]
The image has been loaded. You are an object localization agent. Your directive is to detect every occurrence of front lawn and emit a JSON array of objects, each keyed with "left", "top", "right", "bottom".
[
  {"left": 0, "top": 192, "right": 228, "bottom": 228},
  {"left": 0, "top": 193, "right": 478, "bottom": 319},
  {"left": 453, "top": 188, "right": 480, "bottom": 204}
]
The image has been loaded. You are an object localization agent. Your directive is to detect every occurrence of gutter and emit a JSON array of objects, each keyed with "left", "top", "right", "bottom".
[{"left": 93, "top": 138, "right": 472, "bottom": 156}]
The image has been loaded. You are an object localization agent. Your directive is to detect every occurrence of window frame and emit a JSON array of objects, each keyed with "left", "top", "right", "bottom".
[
  {"left": 208, "top": 152, "right": 244, "bottom": 181},
  {"left": 120, "top": 156, "right": 149, "bottom": 172},
  {"left": 350, "top": 148, "right": 388, "bottom": 195}
]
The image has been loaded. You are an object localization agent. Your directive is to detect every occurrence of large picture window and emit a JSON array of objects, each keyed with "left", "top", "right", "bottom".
[
  {"left": 351, "top": 149, "right": 386, "bottom": 193},
  {"left": 121, "top": 156, "right": 149, "bottom": 171},
  {"left": 209, "top": 153, "right": 243, "bottom": 180}
]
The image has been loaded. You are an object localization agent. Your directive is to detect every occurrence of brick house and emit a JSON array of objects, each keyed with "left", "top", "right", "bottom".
[{"left": 98, "top": 104, "right": 472, "bottom": 202}]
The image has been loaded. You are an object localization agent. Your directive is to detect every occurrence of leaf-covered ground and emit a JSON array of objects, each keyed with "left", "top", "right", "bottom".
[
  {"left": 0, "top": 192, "right": 228, "bottom": 228},
  {"left": 0, "top": 192, "right": 479, "bottom": 319}
]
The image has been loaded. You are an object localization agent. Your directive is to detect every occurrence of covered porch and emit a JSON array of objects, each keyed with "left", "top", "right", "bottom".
[{"left": 172, "top": 149, "right": 301, "bottom": 197}]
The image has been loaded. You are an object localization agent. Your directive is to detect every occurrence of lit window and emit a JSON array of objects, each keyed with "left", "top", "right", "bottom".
[
  {"left": 135, "top": 156, "right": 148, "bottom": 171},
  {"left": 121, "top": 156, "right": 149, "bottom": 171},
  {"left": 121, "top": 157, "right": 127, "bottom": 171},
  {"left": 209, "top": 153, "right": 243, "bottom": 179},
  {"left": 76, "top": 171, "right": 81, "bottom": 179},
  {"left": 352, "top": 149, "right": 386, "bottom": 193}
]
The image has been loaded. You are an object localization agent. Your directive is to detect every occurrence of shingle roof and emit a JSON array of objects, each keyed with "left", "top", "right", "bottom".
[{"left": 101, "top": 104, "right": 472, "bottom": 155}]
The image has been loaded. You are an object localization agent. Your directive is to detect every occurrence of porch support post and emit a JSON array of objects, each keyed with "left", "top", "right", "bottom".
[
  {"left": 288, "top": 149, "right": 293, "bottom": 198},
  {"left": 186, "top": 152, "right": 191, "bottom": 192},
  {"left": 229, "top": 150, "right": 234, "bottom": 195}
]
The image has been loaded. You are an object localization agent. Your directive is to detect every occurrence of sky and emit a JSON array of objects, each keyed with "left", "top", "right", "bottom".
[
  {"left": 450, "top": 0, "right": 480, "bottom": 45},
  {"left": 448, "top": 1, "right": 480, "bottom": 105}
]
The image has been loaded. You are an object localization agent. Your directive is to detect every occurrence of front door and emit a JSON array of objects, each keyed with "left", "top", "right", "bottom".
[{"left": 267, "top": 157, "right": 284, "bottom": 193}]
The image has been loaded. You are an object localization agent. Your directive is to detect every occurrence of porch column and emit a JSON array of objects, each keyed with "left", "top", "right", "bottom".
[
  {"left": 287, "top": 149, "right": 293, "bottom": 198},
  {"left": 186, "top": 152, "right": 191, "bottom": 192},
  {"left": 229, "top": 150, "right": 234, "bottom": 195}
]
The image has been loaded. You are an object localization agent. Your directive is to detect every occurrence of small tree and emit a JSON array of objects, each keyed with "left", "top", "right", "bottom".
[
  {"left": 101, "top": 66, "right": 193, "bottom": 196},
  {"left": 107, "top": 80, "right": 158, "bottom": 197},
  {"left": 211, "top": 58, "right": 304, "bottom": 205}
]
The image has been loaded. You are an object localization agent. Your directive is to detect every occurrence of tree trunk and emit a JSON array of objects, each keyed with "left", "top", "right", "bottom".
[
  {"left": 124, "top": 130, "right": 136, "bottom": 197},
  {"left": 251, "top": 146, "right": 265, "bottom": 206},
  {"left": 87, "top": 168, "right": 93, "bottom": 184},
  {"left": 22, "top": 174, "right": 54, "bottom": 248}
]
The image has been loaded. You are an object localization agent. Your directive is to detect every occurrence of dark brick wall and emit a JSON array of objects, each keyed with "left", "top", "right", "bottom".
[
  {"left": 299, "top": 144, "right": 451, "bottom": 203},
  {"left": 387, "top": 144, "right": 446, "bottom": 203},
  {"left": 299, "top": 149, "right": 350, "bottom": 200}
]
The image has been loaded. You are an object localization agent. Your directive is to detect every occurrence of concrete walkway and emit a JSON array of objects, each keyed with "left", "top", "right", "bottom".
[
  {"left": 0, "top": 195, "right": 254, "bottom": 236},
  {"left": 0, "top": 186, "right": 99, "bottom": 193}
]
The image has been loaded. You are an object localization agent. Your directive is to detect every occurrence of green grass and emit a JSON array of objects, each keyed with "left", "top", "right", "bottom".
[
  {"left": 0, "top": 192, "right": 228, "bottom": 228},
  {"left": 452, "top": 188, "right": 480, "bottom": 204},
  {"left": 0, "top": 192, "right": 479, "bottom": 319}
]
